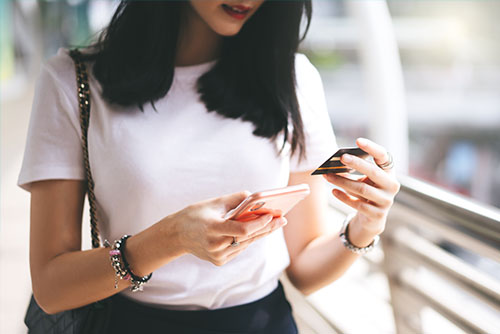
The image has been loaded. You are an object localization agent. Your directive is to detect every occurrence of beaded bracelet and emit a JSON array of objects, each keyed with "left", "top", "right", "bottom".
[
  {"left": 105, "top": 235, "right": 152, "bottom": 292},
  {"left": 339, "top": 213, "right": 380, "bottom": 255},
  {"left": 119, "top": 235, "right": 153, "bottom": 291}
]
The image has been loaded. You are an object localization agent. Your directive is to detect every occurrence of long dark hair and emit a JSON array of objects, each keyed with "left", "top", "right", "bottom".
[{"left": 83, "top": 1, "right": 312, "bottom": 159}]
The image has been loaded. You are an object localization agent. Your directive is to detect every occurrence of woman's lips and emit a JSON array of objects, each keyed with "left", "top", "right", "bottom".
[{"left": 221, "top": 4, "right": 251, "bottom": 20}]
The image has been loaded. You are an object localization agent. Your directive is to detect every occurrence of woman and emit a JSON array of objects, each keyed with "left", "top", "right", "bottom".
[{"left": 18, "top": 1, "right": 400, "bottom": 333}]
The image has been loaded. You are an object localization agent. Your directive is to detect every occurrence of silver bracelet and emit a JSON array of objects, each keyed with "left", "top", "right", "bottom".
[{"left": 339, "top": 213, "right": 379, "bottom": 255}]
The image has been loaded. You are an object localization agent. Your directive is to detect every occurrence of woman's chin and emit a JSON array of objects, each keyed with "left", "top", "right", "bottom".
[{"left": 211, "top": 22, "right": 245, "bottom": 37}]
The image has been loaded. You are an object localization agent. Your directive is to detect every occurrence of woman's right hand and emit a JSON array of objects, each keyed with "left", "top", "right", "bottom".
[{"left": 168, "top": 191, "right": 287, "bottom": 266}]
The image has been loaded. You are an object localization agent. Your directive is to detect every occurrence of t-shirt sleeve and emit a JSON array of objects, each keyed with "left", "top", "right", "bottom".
[
  {"left": 289, "top": 54, "right": 338, "bottom": 172},
  {"left": 17, "top": 49, "right": 86, "bottom": 192}
]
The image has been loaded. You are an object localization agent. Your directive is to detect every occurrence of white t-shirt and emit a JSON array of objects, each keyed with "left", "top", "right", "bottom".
[{"left": 18, "top": 48, "right": 337, "bottom": 310}]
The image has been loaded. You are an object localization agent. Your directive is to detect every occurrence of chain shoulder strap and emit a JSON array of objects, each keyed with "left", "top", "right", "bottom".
[{"left": 69, "top": 49, "right": 101, "bottom": 249}]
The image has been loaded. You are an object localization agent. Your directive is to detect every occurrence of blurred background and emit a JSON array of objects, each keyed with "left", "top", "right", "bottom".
[
  {"left": 304, "top": 0, "right": 500, "bottom": 208},
  {"left": 1, "top": 1, "right": 499, "bottom": 333}
]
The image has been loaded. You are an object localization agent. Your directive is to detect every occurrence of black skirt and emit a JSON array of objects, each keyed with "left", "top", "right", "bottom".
[{"left": 108, "top": 281, "right": 298, "bottom": 334}]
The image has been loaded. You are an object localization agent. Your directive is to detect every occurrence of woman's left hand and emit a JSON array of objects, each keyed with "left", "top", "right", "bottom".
[{"left": 323, "top": 138, "right": 400, "bottom": 246}]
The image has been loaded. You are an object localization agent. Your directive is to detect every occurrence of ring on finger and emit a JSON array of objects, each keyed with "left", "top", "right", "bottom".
[
  {"left": 230, "top": 236, "right": 240, "bottom": 247},
  {"left": 376, "top": 152, "right": 394, "bottom": 170}
]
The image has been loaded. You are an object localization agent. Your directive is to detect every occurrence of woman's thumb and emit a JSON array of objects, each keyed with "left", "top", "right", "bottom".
[{"left": 220, "top": 190, "right": 251, "bottom": 211}]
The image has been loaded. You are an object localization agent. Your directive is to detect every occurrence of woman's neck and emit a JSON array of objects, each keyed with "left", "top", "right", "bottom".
[{"left": 176, "top": 4, "right": 222, "bottom": 67}]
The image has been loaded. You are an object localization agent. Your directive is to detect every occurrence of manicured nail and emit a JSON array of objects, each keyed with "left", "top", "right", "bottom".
[{"left": 342, "top": 154, "right": 352, "bottom": 162}]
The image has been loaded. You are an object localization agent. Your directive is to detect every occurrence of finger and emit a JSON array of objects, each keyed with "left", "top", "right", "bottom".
[
  {"left": 208, "top": 236, "right": 235, "bottom": 252},
  {"left": 338, "top": 154, "right": 393, "bottom": 189},
  {"left": 210, "top": 245, "right": 246, "bottom": 266},
  {"left": 215, "top": 214, "right": 274, "bottom": 237},
  {"left": 324, "top": 174, "right": 392, "bottom": 207},
  {"left": 217, "top": 190, "right": 252, "bottom": 211},
  {"left": 241, "top": 217, "right": 287, "bottom": 242},
  {"left": 323, "top": 173, "right": 364, "bottom": 184},
  {"left": 228, "top": 221, "right": 282, "bottom": 250},
  {"left": 343, "top": 188, "right": 371, "bottom": 202},
  {"left": 224, "top": 247, "right": 246, "bottom": 264},
  {"left": 332, "top": 189, "right": 386, "bottom": 220},
  {"left": 323, "top": 175, "right": 361, "bottom": 200},
  {"left": 359, "top": 170, "right": 400, "bottom": 194},
  {"left": 356, "top": 138, "right": 391, "bottom": 166},
  {"left": 361, "top": 176, "right": 377, "bottom": 187},
  {"left": 210, "top": 237, "right": 249, "bottom": 265}
]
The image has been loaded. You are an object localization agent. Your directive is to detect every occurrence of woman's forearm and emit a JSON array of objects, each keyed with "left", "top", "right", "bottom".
[
  {"left": 289, "top": 139, "right": 400, "bottom": 295},
  {"left": 33, "top": 218, "right": 185, "bottom": 314},
  {"left": 32, "top": 189, "right": 278, "bottom": 314},
  {"left": 285, "top": 219, "right": 377, "bottom": 295}
]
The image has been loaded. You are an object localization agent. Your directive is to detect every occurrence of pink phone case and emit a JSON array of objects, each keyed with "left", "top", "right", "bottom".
[{"left": 224, "top": 184, "right": 311, "bottom": 222}]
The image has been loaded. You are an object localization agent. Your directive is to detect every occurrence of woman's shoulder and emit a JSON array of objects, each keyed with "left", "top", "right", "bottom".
[
  {"left": 294, "top": 53, "right": 323, "bottom": 88},
  {"left": 40, "top": 47, "right": 100, "bottom": 104},
  {"left": 294, "top": 53, "right": 312, "bottom": 68},
  {"left": 294, "top": 53, "right": 324, "bottom": 99},
  {"left": 295, "top": 53, "right": 319, "bottom": 74},
  {"left": 43, "top": 48, "right": 77, "bottom": 82},
  {"left": 37, "top": 48, "right": 80, "bottom": 100}
]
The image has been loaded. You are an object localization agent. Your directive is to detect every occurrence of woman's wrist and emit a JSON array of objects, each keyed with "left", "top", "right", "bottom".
[
  {"left": 122, "top": 216, "right": 186, "bottom": 277},
  {"left": 344, "top": 214, "right": 382, "bottom": 248}
]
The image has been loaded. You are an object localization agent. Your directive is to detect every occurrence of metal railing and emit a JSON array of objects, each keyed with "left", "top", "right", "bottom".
[
  {"left": 289, "top": 176, "right": 500, "bottom": 333},
  {"left": 383, "top": 176, "right": 500, "bottom": 334}
]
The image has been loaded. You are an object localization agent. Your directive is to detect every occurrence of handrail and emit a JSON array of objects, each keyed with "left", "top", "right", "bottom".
[
  {"left": 384, "top": 176, "right": 500, "bottom": 334},
  {"left": 398, "top": 176, "right": 500, "bottom": 222},
  {"left": 392, "top": 227, "right": 500, "bottom": 308},
  {"left": 398, "top": 269, "right": 496, "bottom": 334},
  {"left": 396, "top": 176, "right": 500, "bottom": 249},
  {"left": 390, "top": 204, "right": 500, "bottom": 265}
]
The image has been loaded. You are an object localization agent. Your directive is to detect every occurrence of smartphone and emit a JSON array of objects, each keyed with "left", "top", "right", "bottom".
[
  {"left": 223, "top": 184, "right": 311, "bottom": 222},
  {"left": 311, "top": 147, "right": 369, "bottom": 175}
]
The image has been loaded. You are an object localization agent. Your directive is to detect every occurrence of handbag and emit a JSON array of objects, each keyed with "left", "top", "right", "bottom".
[{"left": 24, "top": 49, "right": 112, "bottom": 334}]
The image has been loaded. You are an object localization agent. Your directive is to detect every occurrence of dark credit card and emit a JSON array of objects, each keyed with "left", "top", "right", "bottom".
[{"left": 311, "top": 147, "right": 369, "bottom": 175}]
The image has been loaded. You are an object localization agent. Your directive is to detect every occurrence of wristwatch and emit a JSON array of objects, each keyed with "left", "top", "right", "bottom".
[{"left": 339, "top": 213, "right": 380, "bottom": 255}]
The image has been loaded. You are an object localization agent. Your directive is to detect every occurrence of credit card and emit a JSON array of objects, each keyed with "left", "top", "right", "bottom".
[{"left": 311, "top": 147, "right": 369, "bottom": 175}]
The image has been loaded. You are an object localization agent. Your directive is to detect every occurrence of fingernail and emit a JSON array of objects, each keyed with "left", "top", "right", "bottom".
[
  {"left": 358, "top": 138, "right": 368, "bottom": 145},
  {"left": 280, "top": 218, "right": 288, "bottom": 226},
  {"left": 342, "top": 154, "right": 352, "bottom": 162}
]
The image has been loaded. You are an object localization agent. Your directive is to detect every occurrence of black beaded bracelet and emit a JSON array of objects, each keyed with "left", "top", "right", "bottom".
[
  {"left": 110, "top": 235, "right": 152, "bottom": 292},
  {"left": 119, "top": 235, "right": 153, "bottom": 289}
]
